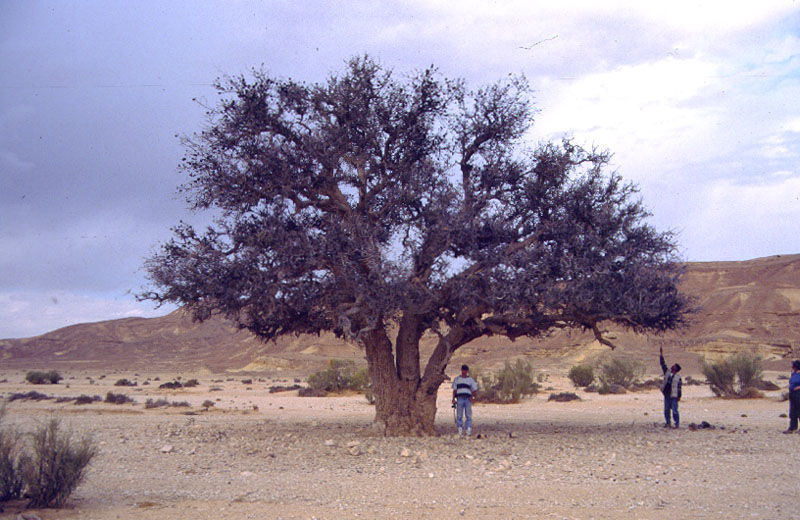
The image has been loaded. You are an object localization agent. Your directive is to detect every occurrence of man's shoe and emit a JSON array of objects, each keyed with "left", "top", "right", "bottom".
[
  {"left": 465, "top": 428, "right": 471, "bottom": 436},
  {"left": 663, "top": 423, "right": 671, "bottom": 428},
  {"left": 673, "top": 424, "right": 679, "bottom": 429},
  {"left": 782, "top": 429, "right": 796, "bottom": 434}
]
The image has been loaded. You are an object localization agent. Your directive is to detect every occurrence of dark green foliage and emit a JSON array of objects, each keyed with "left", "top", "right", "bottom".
[
  {"left": 598, "top": 356, "right": 644, "bottom": 388},
  {"left": 568, "top": 364, "right": 594, "bottom": 387},
  {"left": 476, "top": 359, "right": 539, "bottom": 404},
  {"left": 104, "top": 392, "right": 134, "bottom": 405},
  {"left": 702, "top": 354, "right": 764, "bottom": 398},
  {"left": 548, "top": 392, "right": 581, "bottom": 402},
  {"left": 18, "top": 419, "right": 97, "bottom": 508},
  {"left": 25, "top": 371, "right": 62, "bottom": 385}
]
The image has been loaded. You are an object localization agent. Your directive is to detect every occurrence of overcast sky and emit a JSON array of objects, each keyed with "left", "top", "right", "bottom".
[{"left": 2, "top": 1, "right": 799, "bottom": 339}]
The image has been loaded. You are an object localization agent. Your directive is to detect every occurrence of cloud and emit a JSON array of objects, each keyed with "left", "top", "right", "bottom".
[
  {"left": 0, "top": 290, "right": 176, "bottom": 339},
  {"left": 682, "top": 175, "right": 800, "bottom": 261}
]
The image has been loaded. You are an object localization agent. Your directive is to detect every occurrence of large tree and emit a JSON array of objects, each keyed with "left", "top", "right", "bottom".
[{"left": 143, "top": 56, "right": 690, "bottom": 435}]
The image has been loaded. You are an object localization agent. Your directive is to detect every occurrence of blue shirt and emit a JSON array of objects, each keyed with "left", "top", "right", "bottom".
[{"left": 789, "top": 372, "right": 800, "bottom": 392}]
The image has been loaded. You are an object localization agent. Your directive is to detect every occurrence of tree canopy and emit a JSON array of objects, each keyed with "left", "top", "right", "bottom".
[{"left": 143, "top": 56, "right": 691, "bottom": 435}]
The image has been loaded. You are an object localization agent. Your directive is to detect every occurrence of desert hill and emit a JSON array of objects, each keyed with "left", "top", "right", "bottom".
[{"left": 2, "top": 255, "right": 799, "bottom": 374}]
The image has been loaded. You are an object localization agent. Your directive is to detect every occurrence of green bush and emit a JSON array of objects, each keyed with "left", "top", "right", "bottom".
[
  {"left": 598, "top": 356, "right": 644, "bottom": 388},
  {"left": 476, "top": 359, "right": 539, "bottom": 404},
  {"left": 568, "top": 364, "right": 595, "bottom": 387},
  {"left": 305, "top": 360, "right": 369, "bottom": 394},
  {"left": 18, "top": 419, "right": 96, "bottom": 508},
  {"left": 701, "top": 354, "right": 764, "bottom": 398},
  {"left": 25, "top": 371, "right": 63, "bottom": 385}
]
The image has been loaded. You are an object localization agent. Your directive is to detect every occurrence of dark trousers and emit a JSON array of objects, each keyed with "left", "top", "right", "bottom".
[
  {"left": 664, "top": 395, "right": 679, "bottom": 426},
  {"left": 790, "top": 391, "right": 800, "bottom": 430}
]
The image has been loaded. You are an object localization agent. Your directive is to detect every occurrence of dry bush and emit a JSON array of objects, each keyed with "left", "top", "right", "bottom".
[
  {"left": 702, "top": 354, "right": 764, "bottom": 398},
  {"left": 0, "top": 406, "right": 23, "bottom": 503},
  {"left": 104, "top": 392, "right": 134, "bottom": 405},
  {"left": 25, "top": 371, "right": 62, "bottom": 385},
  {"left": 598, "top": 356, "right": 644, "bottom": 388},
  {"left": 144, "top": 398, "right": 190, "bottom": 409},
  {"left": 183, "top": 379, "right": 199, "bottom": 388},
  {"left": 7, "top": 391, "right": 52, "bottom": 402},
  {"left": 304, "top": 360, "right": 369, "bottom": 395},
  {"left": 548, "top": 392, "right": 581, "bottom": 402},
  {"left": 113, "top": 378, "right": 136, "bottom": 387},
  {"left": 475, "top": 359, "right": 539, "bottom": 404},
  {"left": 18, "top": 419, "right": 96, "bottom": 508},
  {"left": 74, "top": 395, "right": 101, "bottom": 405},
  {"left": 568, "top": 364, "right": 594, "bottom": 387}
]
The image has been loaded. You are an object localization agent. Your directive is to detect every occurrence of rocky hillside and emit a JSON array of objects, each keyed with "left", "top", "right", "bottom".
[{"left": 2, "top": 255, "right": 799, "bottom": 373}]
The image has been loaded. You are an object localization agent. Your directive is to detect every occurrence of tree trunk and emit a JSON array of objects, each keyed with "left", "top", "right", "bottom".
[{"left": 362, "top": 321, "right": 440, "bottom": 435}]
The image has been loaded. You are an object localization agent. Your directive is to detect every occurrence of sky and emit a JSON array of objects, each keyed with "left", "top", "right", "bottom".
[{"left": 1, "top": 1, "right": 799, "bottom": 339}]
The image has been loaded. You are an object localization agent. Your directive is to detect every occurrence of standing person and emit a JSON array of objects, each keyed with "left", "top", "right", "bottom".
[
  {"left": 660, "top": 346, "right": 682, "bottom": 428},
  {"left": 452, "top": 364, "right": 478, "bottom": 436},
  {"left": 783, "top": 360, "right": 800, "bottom": 433}
]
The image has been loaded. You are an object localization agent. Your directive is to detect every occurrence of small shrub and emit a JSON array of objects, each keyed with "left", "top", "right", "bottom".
[
  {"left": 268, "top": 384, "right": 302, "bottom": 393},
  {"left": 7, "top": 391, "right": 52, "bottom": 402},
  {"left": 702, "top": 354, "right": 763, "bottom": 398},
  {"left": 104, "top": 392, "right": 134, "bottom": 405},
  {"left": 113, "top": 378, "right": 136, "bottom": 387},
  {"left": 74, "top": 395, "right": 101, "bottom": 405},
  {"left": 475, "top": 359, "right": 539, "bottom": 404},
  {"left": 18, "top": 419, "right": 96, "bottom": 508},
  {"left": 183, "top": 379, "right": 199, "bottom": 388},
  {"left": 144, "top": 398, "right": 189, "bottom": 409},
  {"left": 298, "top": 387, "right": 328, "bottom": 397},
  {"left": 548, "top": 392, "right": 580, "bottom": 402},
  {"left": 241, "top": 379, "right": 253, "bottom": 385},
  {"left": 305, "top": 360, "right": 368, "bottom": 394},
  {"left": 201, "top": 400, "right": 215, "bottom": 409},
  {"left": 597, "top": 383, "right": 627, "bottom": 395},
  {"left": 584, "top": 383, "right": 598, "bottom": 393},
  {"left": 598, "top": 356, "right": 644, "bottom": 388},
  {"left": 568, "top": 364, "right": 594, "bottom": 387},
  {"left": 25, "top": 371, "right": 62, "bottom": 385},
  {"left": 0, "top": 405, "right": 23, "bottom": 503},
  {"left": 209, "top": 386, "right": 222, "bottom": 392}
]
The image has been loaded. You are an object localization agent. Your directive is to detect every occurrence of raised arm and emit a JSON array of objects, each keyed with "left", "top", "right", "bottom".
[{"left": 659, "top": 346, "right": 668, "bottom": 374}]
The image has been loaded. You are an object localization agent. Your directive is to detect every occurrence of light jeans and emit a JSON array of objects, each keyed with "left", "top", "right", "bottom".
[{"left": 456, "top": 395, "right": 472, "bottom": 431}]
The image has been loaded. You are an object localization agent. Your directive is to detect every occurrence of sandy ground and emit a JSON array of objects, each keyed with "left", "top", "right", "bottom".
[{"left": 0, "top": 369, "right": 797, "bottom": 519}]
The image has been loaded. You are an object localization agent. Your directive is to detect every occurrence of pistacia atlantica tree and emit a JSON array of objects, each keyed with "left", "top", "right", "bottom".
[{"left": 143, "top": 56, "right": 690, "bottom": 435}]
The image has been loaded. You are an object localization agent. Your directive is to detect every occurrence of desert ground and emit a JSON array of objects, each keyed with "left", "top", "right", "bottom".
[{"left": 0, "top": 368, "right": 797, "bottom": 520}]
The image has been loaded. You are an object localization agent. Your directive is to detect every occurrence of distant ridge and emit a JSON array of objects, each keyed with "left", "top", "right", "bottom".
[{"left": 2, "top": 255, "right": 799, "bottom": 373}]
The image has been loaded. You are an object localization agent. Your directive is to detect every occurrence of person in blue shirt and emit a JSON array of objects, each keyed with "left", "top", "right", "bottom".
[
  {"left": 452, "top": 364, "right": 478, "bottom": 436},
  {"left": 783, "top": 359, "right": 800, "bottom": 434}
]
